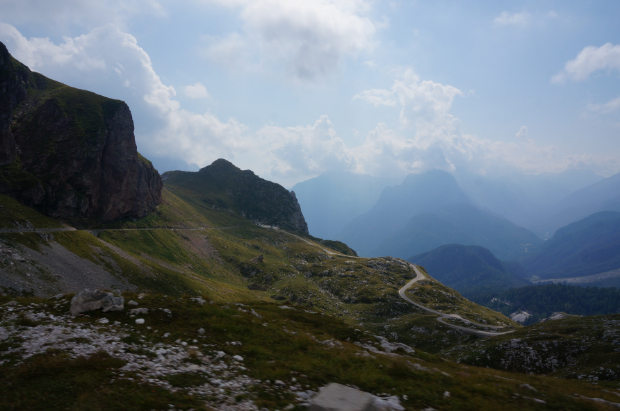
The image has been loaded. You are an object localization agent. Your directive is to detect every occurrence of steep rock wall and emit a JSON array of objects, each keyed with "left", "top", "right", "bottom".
[{"left": 0, "top": 41, "right": 162, "bottom": 223}]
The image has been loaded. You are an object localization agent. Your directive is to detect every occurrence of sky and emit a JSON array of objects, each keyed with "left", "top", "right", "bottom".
[{"left": 0, "top": 0, "right": 619, "bottom": 187}]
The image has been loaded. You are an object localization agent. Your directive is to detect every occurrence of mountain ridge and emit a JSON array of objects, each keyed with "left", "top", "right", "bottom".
[{"left": 163, "top": 158, "right": 309, "bottom": 234}]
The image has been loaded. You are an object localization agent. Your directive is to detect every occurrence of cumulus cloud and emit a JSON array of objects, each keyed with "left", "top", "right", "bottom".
[
  {"left": 552, "top": 43, "right": 620, "bottom": 84},
  {"left": 2, "top": 23, "right": 617, "bottom": 186},
  {"left": 493, "top": 11, "right": 531, "bottom": 27},
  {"left": 354, "top": 70, "right": 462, "bottom": 128},
  {"left": 183, "top": 82, "right": 210, "bottom": 99},
  {"left": 202, "top": 0, "right": 377, "bottom": 80},
  {"left": 254, "top": 116, "right": 357, "bottom": 182},
  {"left": 586, "top": 96, "right": 620, "bottom": 115},
  {"left": 352, "top": 73, "right": 620, "bottom": 178},
  {"left": 0, "top": 23, "right": 360, "bottom": 184}
]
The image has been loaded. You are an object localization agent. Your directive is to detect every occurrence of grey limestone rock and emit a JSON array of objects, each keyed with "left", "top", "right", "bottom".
[
  {"left": 70, "top": 289, "right": 124, "bottom": 316},
  {"left": 130, "top": 308, "right": 149, "bottom": 315},
  {"left": 309, "top": 383, "right": 375, "bottom": 411}
]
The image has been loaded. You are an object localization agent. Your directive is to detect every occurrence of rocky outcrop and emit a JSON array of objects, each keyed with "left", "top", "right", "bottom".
[
  {"left": 70, "top": 289, "right": 124, "bottom": 315},
  {"left": 0, "top": 41, "right": 162, "bottom": 222},
  {"left": 163, "top": 159, "right": 309, "bottom": 234}
]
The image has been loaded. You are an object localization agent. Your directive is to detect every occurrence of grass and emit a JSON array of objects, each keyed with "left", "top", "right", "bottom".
[
  {"left": 0, "top": 351, "right": 208, "bottom": 411},
  {"left": 1, "top": 293, "right": 618, "bottom": 410},
  {"left": 0, "top": 194, "right": 62, "bottom": 229},
  {"left": 442, "top": 314, "right": 620, "bottom": 381}
]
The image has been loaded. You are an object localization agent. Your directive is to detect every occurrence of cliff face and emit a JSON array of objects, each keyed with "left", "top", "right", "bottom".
[
  {"left": 0, "top": 42, "right": 162, "bottom": 222},
  {"left": 163, "top": 159, "right": 309, "bottom": 234}
]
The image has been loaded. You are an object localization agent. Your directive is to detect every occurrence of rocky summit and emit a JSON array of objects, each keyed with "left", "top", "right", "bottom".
[
  {"left": 163, "top": 158, "right": 308, "bottom": 234},
  {"left": 0, "top": 42, "right": 162, "bottom": 223}
]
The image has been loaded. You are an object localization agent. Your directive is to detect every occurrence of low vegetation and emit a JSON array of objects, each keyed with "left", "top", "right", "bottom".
[{"left": 2, "top": 293, "right": 620, "bottom": 410}]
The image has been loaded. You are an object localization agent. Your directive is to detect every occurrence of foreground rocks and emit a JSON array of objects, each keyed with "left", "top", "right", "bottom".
[
  {"left": 70, "top": 289, "right": 124, "bottom": 315},
  {"left": 309, "top": 383, "right": 403, "bottom": 411}
]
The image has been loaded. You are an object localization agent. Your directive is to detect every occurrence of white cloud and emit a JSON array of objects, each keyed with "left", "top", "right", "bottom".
[
  {"left": 493, "top": 11, "right": 531, "bottom": 27},
  {"left": 515, "top": 125, "right": 528, "bottom": 140},
  {"left": 0, "top": 23, "right": 359, "bottom": 184},
  {"left": 2, "top": 23, "right": 617, "bottom": 186},
  {"left": 352, "top": 73, "right": 620, "bottom": 177},
  {"left": 0, "top": 0, "right": 165, "bottom": 31},
  {"left": 202, "top": 0, "right": 377, "bottom": 80},
  {"left": 254, "top": 116, "right": 357, "bottom": 183},
  {"left": 183, "top": 82, "right": 210, "bottom": 99},
  {"left": 202, "top": 32, "right": 249, "bottom": 70},
  {"left": 586, "top": 96, "right": 620, "bottom": 115},
  {"left": 354, "top": 69, "right": 462, "bottom": 128},
  {"left": 552, "top": 43, "right": 620, "bottom": 84}
]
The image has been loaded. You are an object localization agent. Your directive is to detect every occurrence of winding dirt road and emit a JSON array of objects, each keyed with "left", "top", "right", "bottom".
[{"left": 399, "top": 264, "right": 514, "bottom": 337}]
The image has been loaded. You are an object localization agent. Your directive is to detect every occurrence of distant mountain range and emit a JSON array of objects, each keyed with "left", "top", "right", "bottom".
[
  {"left": 336, "top": 169, "right": 541, "bottom": 260},
  {"left": 372, "top": 203, "right": 541, "bottom": 261},
  {"left": 534, "top": 173, "right": 620, "bottom": 237},
  {"left": 291, "top": 172, "right": 396, "bottom": 239},
  {"left": 523, "top": 211, "right": 620, "bottom": 280},
  {"left": 454, "top": 169, "right": 604, "bottom": 237},
  {"left": 408, "top": 244, "right": 531, "bottom": 299}
]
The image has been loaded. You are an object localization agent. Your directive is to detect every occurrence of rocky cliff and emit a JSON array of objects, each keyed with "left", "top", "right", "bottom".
[
  {"left": 0, "top": 42, "right": 162, "bottom": 223},
  {"left": 163, "top": 159, "right": 309, "bottom": 234}
]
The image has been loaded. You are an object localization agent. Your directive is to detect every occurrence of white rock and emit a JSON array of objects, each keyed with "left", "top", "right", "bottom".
[
  {"left": 233, "top": 355, "right": 244, "bottom": 361},
  {"left": 128, "top": 300, "right": 139, "bottom": 306},
  {"left": 97, "top": 318, "right": 109, "bottom": 324},
  {"left": 135, "top": 318, "right": 145, "bottom": 325}
]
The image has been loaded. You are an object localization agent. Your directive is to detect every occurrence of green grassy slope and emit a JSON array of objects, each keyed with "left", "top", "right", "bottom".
[
  {"left": 1, "top": 292, "right": 619, "bottom": 411},
  {"left": 163, "top": 159, "right": 308, "bottom": 233}
]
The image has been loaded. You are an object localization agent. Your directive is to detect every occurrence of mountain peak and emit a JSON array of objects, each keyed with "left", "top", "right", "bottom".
[{"left": 165, "top": 159, "right": 308, "bottom": 234}]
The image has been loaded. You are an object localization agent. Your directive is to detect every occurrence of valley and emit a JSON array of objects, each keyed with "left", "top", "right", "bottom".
[{"left": 1, "top": 38, "right": 620, "bottom": 411}]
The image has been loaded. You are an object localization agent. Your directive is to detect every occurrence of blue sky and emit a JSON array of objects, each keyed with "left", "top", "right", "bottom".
[{"left": 0, "top": 0, "right": 618, "bottom": 187}]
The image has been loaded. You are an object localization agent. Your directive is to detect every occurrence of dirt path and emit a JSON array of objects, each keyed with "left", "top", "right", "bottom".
[
  {"left": 0, "top": 226, "right": 237, "bottom": 235},
  {"left": 399, "top": 264, "right": 514, "bottom": 337}
]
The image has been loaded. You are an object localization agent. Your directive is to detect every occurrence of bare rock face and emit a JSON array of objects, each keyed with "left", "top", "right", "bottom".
[{"left": 0, "top": 41, "right": 162, "bottom": 222}]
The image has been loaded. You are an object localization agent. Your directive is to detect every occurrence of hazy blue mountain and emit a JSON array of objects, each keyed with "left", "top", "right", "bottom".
[
  {"left": 524, "top": 211, "right": 620, "bottom": 279},
  {"left": 372, "top": 203, "right": 541, "bottom": 260},
  {"left": 536, "top": 172, "right": 620, "bottom": 236},
  {"left": 408, "top": 244, "right": 531, "bottom": 299},
  {"left": 337, "top": 169, "right": 470, "bottom": 256},
  {"left": 455, "top": 169, "right": 604, "bottom": 238},
  {"left": 291, "top": 172, "right": 396, "bottom": 239}
]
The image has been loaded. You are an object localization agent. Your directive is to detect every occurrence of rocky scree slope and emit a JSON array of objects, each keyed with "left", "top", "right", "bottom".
[
  {"left": 0, "top": 41, "right": 162, "bottom": 223},
  {"left": 163, "top": 159, "right": 308, "bottom": 234}
]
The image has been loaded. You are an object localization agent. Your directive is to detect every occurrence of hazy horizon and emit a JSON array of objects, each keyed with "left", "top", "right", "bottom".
[{"left": 1, "top": 0, "right": 619, "bottom": 188}]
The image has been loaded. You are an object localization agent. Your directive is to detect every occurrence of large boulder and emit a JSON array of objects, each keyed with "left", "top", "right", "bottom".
[
  {"left": 70, "top": 289, "right": 124, "bottom": 315},
  {"left": 309, "top": 383, "right": 403, "bottom": 411}
]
